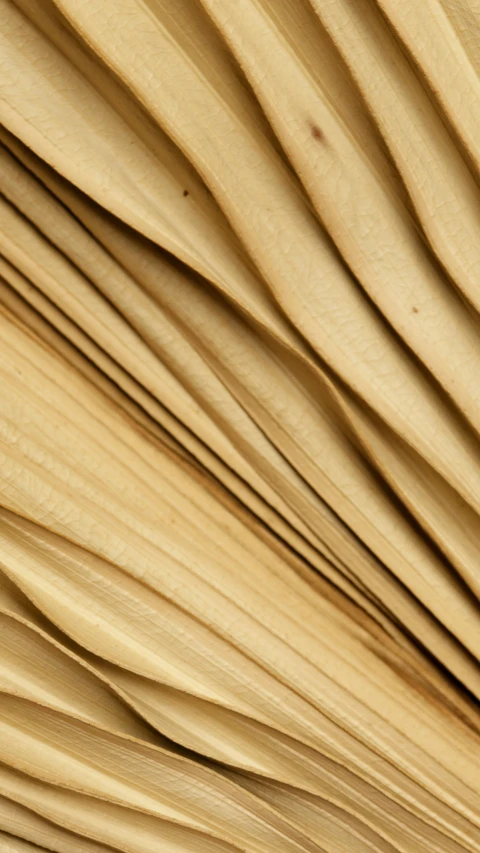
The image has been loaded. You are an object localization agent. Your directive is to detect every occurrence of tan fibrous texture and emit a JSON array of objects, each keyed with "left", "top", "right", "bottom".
[{"left": 0, "top": 0, "right": 480, "bottom": 851}]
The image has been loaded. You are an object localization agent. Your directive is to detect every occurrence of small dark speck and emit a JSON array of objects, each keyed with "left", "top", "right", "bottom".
[
  {"left": 183, "top": 189, "right": 189, "bottom": 197},
  {"left": 412, "top": 307, "right": 419, "bottom": 314},
  {"left": 310, "top": 123, "right": 324, "bottom": 142}
]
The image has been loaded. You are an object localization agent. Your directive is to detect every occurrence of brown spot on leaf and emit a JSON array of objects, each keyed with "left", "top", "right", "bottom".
[
  {"left": 412, "top": 306, "right": 419, "bottom": 314},
  {"left": 183, "top": 189, "right": 189, "bottom": 197},
  {"left": 310, "top": 123, "right": 324, "bottom": 142}
]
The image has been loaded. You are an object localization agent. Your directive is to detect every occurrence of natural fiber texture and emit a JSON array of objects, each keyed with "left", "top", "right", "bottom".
[{"left": 1, "top": 0, "right": 480, "bottom": 850}]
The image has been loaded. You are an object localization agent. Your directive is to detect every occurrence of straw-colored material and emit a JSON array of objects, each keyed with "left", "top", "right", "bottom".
[{"left": 1, "top": 1, "right": 480, "bottom": 850}]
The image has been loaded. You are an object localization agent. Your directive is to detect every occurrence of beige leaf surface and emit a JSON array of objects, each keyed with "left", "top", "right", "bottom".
[{"left": 1, "top": 0, "right": 480, "bottom": 850}]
